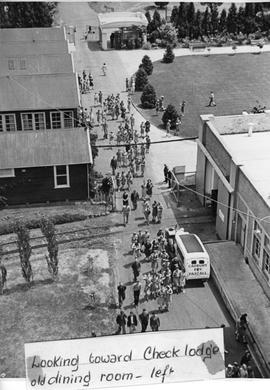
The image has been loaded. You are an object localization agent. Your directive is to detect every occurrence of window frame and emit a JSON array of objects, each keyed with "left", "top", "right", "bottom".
[
  {"left": 1, "top": 114, "right": 17, "bottom": 132},
  {"left": 252, "top": 221, "right": 262, "bottom": 261},
  {"left": 21, "top": 112, "right": 46, "bottom": 131},
  {"left": 53, "top": 165, "right": 70, "bottom": 189},
  {"left": 263, "top": 235, "right": 270, "bottom": 279},
  {"left": 50, "top": 111, "right": 74, "bottom": 129}
]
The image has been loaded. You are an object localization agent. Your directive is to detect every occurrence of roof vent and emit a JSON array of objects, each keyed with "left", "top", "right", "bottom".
[{"left": 248, "top": 122, "right": 254, "bottom": 137}]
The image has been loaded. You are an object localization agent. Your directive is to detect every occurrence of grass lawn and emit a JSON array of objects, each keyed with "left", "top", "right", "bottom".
[
  {"left": 0, "top": 218, "right": 118, "bottom": 377},
  {"left": 133, "top": 52, "right": 270, "bottom": 137}
]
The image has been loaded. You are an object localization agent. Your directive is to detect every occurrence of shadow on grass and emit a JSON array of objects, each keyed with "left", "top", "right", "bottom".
[{"left": 5, "top": 278, "right": 54, "bottom": 295}]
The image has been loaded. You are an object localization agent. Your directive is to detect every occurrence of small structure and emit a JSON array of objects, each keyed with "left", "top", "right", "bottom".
[{"left": 97, "top": 12, "right": 148, "bottom": 50}]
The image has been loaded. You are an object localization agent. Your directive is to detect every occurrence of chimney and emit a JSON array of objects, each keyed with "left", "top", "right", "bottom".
[{"left": 248, "top": 122, "right": 254, "bottom": 137}]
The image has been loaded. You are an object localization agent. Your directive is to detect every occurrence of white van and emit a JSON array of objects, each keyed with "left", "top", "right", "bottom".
[{"left": 175, "top": 230, "right": 210, "bottom": 281}]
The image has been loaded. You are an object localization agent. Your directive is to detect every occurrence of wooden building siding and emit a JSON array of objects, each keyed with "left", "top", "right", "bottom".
[
  {"left": 0, "top": 108, "right": 79, "bottom": 131},
  {"left": 0, "top": 165, "right": 88, "bottom": 205}
]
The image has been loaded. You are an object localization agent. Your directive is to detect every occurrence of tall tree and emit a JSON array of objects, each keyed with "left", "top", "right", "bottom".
[
  {"left": 14, "top": 221, "right": 33, "bottom": 286},
  {"left": 237, "top": 6, "right": 246, "bottom": 34},
  {"left": 40, "top": 217, "right": 59, "bottom": 280},
  {"left": 152, "top": 9, "right": 162, "bottom": 30},
  {"left": 218, "top": 9, "right": 227, "bottom": 33},
  {"left": 201, "top": 6, "right": 211, "bottom": 36},
  {"left": 227, "top": 3, "right": 238, "bottom": 34},
  {"left": 210, "top": 3, "right": 219, "bottom": 34},
  {"left": 186, "top": 2, "right": 195, "bottom": 24},
  {"left": 244, "top": 2, "right": 255, "bottom": 18},
  {"left": 194, "top": 10, "right": 202, "bottom": 39},
  {"left": 170, "top": 6, "right": 178, "bottom": 25}
]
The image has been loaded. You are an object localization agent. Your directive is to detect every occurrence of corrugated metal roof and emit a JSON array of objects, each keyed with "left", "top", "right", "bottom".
[
  {"left": 0, "top": 54, "right": 74, "bottom": 76},
  {"left": 0, "top": 128, "right": 92, "bottom": 169},
  {"left": 0, "top": 73, "right": 79, "bottom": 111},
  {"left": 0, "top": 40, "right": 69, "bottom": 56},
  {"left": 0, "top": 27, "right": 66, "bottom": 42}
]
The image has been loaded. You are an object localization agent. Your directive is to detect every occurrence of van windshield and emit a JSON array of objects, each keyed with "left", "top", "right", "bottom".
[{"left": 180, "top": 234, "right": 204, "bottom": 253}]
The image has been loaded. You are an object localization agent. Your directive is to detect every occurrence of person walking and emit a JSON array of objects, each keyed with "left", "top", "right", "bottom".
[
  {"left": 116, "top": 310, "right": 127, "bottom": 334},
  {"left": 166, "top": 119, "right": 171, "bottom": 137},
  {"left": 179, "top": 268, "right": 186, "bottom": 293},
  {"left": 131, "top": 259, "right": 141, "bottom": 282},
  {"left": 208, "top": 91, "right": 216, "bottom": 107},
  {"left": 127, "top": 311, "right": 137, "bottom": 333},
  {"left": 172, "top": 264, "right": 181, "bottom": 294},
  {"left": 175, "top": 116, "right": 181, "bottom": 136},
  {"left": 156, "top": 202, "right": 163, "bottom": 224},
  {"left": 152, "top": 200, "right": 158, "bottom": 223},
  {"left": 133, "top": 280, "right": 142, "bottom": 307},
  {"left": 141, "top": 180, "right": 147, "bottom": 200},
  {"left": 102, "top": 63, "right": 107, "bottom": 76},
  {"left": 123, "top": 190, "right": 129, "bottom": 206},
  {"left": 163, "top": 164, "right": 169, "bottom": 183},
  {"left": 122, "top": 204, "right": 130, "bottom": 226},
  {"left": 143, "top": 201, "right": 151, "bottom": 225},
  {"left": 150, "top": 313, "right": 160, "bottom": 331},
  {"left": 167, "top": 169, "right": 172, "bottom": 188},
  {"left": 117, "top": 282, "right": 127, "bottom": 308},
  {"left": 131, "top": 189, "right": 139, "bottom": 210},
  {"left": 180, "top": 100, "right": 186, "bottom": 116},
  {"left": 139, "top": 309, "right": 149, "bottom": 332},
  {"left": 146, "top": 179, "right": 153, "bottom": 198},
  {"left": 110, "top": 156, "right": 117, "bottom": 176}
]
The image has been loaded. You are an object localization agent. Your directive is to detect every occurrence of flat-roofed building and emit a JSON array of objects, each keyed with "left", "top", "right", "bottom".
[
  {"left": 0, "top": 54, "right": 74, "bottom": 76},
  {"left": 196, "top": 112, "right": 270, "bottom": 296}
]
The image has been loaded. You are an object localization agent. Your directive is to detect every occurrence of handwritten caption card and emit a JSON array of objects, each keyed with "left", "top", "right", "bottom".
[{"left": 25, "top": 328, "right": 225, "bottom": 390}]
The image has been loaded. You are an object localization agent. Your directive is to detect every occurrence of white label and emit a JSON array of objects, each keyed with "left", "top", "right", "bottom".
[{"left": 25, "top": 328, "right": 225, "bottom": 390}]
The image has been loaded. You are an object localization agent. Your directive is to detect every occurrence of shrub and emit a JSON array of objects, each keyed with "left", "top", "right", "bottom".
[
  {"left": 162, "top": 45, "right": 175, "bottom": 63},
  {"left": 142, "top": 42, "right": 152, "bottom": 50},
  {"left": 14, "top": 220, "right": 33, "bottom": 286},
  {"left": 40, "top": 218, "right": 59, "bottom": 280},
  {"left": 141, "top": 84, "right": 157, "bottom": 109},
  {"left": 159, "top": 23, "right": 178, "bottom": 47},
  {"left": 162, "top": 104, "right": 179, "bottom": 128},
  {"left": 135, "top": 67, "right": 148, "bottom": 91},
  {"left": 141, "top": 55, "right": 153, "bottom": 75}
]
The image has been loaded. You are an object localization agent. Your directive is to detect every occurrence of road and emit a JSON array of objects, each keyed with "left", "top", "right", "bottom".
[{"left": 58, "top": 1, "right": 250, "bottom": 368}]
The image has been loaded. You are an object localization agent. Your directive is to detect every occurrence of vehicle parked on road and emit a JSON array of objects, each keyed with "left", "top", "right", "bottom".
[{"left": 175, "top": 229, "right": 210, "bottom": 282}]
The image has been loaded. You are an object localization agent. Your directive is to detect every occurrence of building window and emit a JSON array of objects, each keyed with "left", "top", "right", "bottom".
[
  {"left": 263, "top": 236, "right": 270, "bottom": 278},
  {"left": 53, "top": 165, "right": 70, "bottom": 188},
  {"left": 63, "top": 111, "right": 73, "bottom": 128},
  {"left": 0, "top": 116, "right": 3, "bottom": 132},
  {"left": 50, "top": 111, "right": 74, "bottom": 129},
  {"left": 21, "top": 113, "right": 33, "bottom": 131},
  {"left": 252, "top": 221, "right": 261, "bottom": 261},
  {"left": 20, "top": 59, "right": 26, "bottom": 70},
  {"left": 21, "top": 113, "right": 45, "bottom": 131},
  {"left": 5, "top": 114, "right": 16, "bottom": 131},
  {"left": 0, "top": 168, "right": 15, "bottom": 178},
  {"left": 51, "top": 112, "right": 61, "bottom": 129},
  {"left": 8, "top": 59, "right": 15, "bottom": 70}
]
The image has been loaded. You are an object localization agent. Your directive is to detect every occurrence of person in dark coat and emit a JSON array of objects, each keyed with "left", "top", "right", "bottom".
[
  {"left": 139, "top": 309, "right": 149, "bottom": 332},
  {"left": 163, "top": 164, "right": 169, "bottom": 183},
  {"left": 116, "top": 310, "right": 127, "bottom": 334},
  {"left": 131, "top": 259, "right": 141, "bottom": 282},
  {"left": 133, "top": 281, "right": 141, "bottom": 307},
  {"left": 117, "top": 282, "right": 126, "bottom": 308},
  {"left": 131, "top": 190, "right": 139, "bottom": 210},
  {"left": 150, "top": 313, "right": 160, "bottom": 331},
  {"left": 152, "top": 200, "right": 158, "bottom": 223},
  {"left": 167, "top": 170, "right": 172, "bottom": 188},
  {"left": 110, "top": 156, "right": 117, "bottom": 175},
  {"left": 143, "top": 240, "right": 152, "bottom": 260},
  {"left": 123, "top": 190, "right": 129, "bottom": 206},
  {"left": 127, "top": 311, "right": 138, "bottom": 333}
]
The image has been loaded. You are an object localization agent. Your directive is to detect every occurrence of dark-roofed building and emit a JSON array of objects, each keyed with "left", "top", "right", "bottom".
[
  {"left": 0, "top": 73, "right": 80, "bottom": 131},
  {"left": 0, "top": 26, "right": 66, "bottom": 43},
  {"left": 0, "top": 128, "right": 92, "bottom": 205},
  {"left": 0, "top": 54, "right": 74, "bottom": 76}
]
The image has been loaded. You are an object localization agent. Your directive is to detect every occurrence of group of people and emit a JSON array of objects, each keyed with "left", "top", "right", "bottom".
[
  {"left": 125, "top": 76, "right": 135, "bottom": 94},
  {"left": 225, "top": 349, "right": 254, "bottom": 378},
  {"left": 142, "top": 197, "right": 163, "bottom": 225},
  {"left": 116, "top": 308, "right": 160, "bottom": 334},
  {"left": 78, "top": 70, "right": 94, "bottom": 94}
]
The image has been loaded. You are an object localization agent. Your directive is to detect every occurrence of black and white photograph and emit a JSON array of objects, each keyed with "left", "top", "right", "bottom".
[{"left": 0, "top": 0, "right": 270, "bottom": 388}]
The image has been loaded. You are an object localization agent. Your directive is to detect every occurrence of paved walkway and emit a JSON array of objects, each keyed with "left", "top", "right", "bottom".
[{"left": 57, "top": 2, "right": 269, "bottom": 375}]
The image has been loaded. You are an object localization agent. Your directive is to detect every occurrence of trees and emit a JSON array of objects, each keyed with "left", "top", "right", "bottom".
[
  {"left": 227, "top": 3, "right": 238, "bottom": 34},
  {"left": 218, "top": 9, "right": 227, "bottom": 33},
  {"left": 141, "top": 55, "right": 154, "bottom": 75},
  {"left": 135, "top": 67, "right": 148, "bottom": 91},
  {"left": 162, "top": 45, "right": 175, "bottom": 63},
  {"left": 0, "top": 2, "right": 56, "bottom": 28},
  {"left": 210, "top": 3, "right": 219, "bottom": 34},
  {"left": 162, "top": 104, "right": 179, "bottom": 128},
  {"left": 194, "top": 10, "right": 203, "bottom": 39},
  {"left": 141, "top": 84, "right": 157, "bottom": 109},
  {"left": 170, "top": 6, "right": 178, "bottom": 25},
  {"left": 14, "top": 221, "right": 33, "bottom": 286},
  {"left": 40, "top": 217, "right": 59, "bottom": 280},
  {"left": 159, "top": 23, "right": 178, "bottom": 46},
  {"left": 201, "top": 6, "right": 211, "bottom": 36}
]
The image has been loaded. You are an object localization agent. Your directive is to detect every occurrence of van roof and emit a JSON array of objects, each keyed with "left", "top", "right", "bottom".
[{"left": 179, "top": 234, "right": 204, "bottom": 253}]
